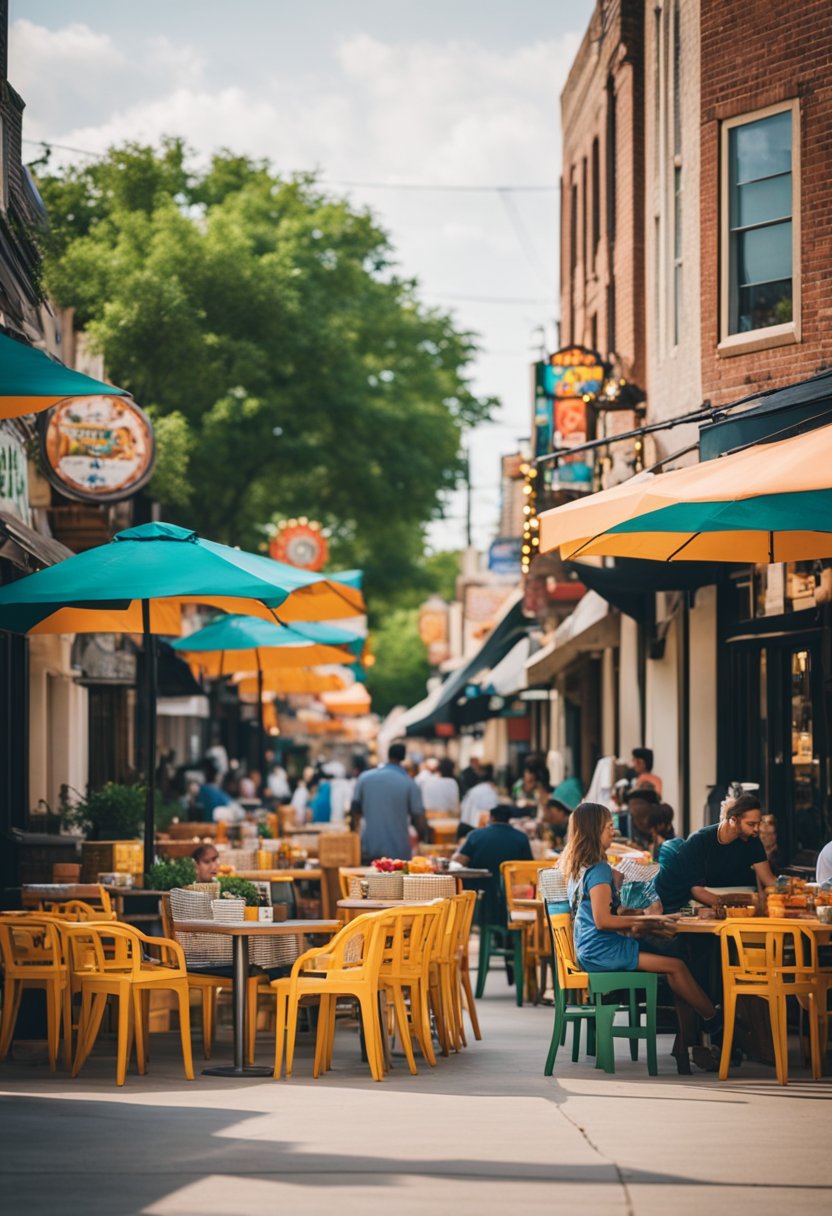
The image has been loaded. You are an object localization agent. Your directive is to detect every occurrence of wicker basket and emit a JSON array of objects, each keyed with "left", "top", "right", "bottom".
[
  {"left": 347, "top": 876, "right": 365, "bottom": 899},
  {"left": 366, "top": 871, "right": 404, "bottom": 900},
  {"left": 401, "top": 874, "right": 456, "bottom": 901},
  {"left": 317, "top": 832, "right": 361, "bottom": 868}
]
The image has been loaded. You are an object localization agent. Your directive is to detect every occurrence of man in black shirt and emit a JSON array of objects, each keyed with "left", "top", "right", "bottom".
[
  {"left": 654, "top": 795, "right": 776, "bottom": 913},
  {"left": 453, "top": 804, "right": 533, "bottom": 925}
]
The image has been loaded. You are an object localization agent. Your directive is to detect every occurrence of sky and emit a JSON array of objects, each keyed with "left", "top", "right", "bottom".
[{"left": 10, "top": 0, "right": 594, "bottom": 553}]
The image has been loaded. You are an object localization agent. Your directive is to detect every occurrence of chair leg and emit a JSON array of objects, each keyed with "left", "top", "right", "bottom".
[
  {"left": 644, "top": 979, "right": 658, "bottom": 1077},
  {"left": 132, "top": 989, "right": 146, "bottom": 1075},
  {"left": 807, "top": 992, "right": 822, "bottom": 1080},
  {"left": 627, "top": 990, "right": 639, "bottom": 1061},
  {"left": 769, "top": 994, "right": 789, "bottom": 1086},
  {"left": 313, "top": 995, "right": 332, "bottom": 1078},
  {"left": 545, "top": 988, "right": 566, "bottom": 1076},
  {"left": 62, "top": 980, "right": 73, "bottom": 1072},
  {"left": 594, "top": 1004, "right": 617, "bottom": 1074},
  {"left": 273, "top": 987, "right": 288, "bottom": 1079},
  {"left": 0, "top": 980, "right": 23, "bottom": 1059},
  {"left": 245, "top": 978, "right": 259, "bottom": 1066},
  {"left": 201, "top": 986, "right": 216, "bottom": 1060},
  {"left": 44, "top": 982, "right": 62, "bottom": 1073},
  {"left": 392, "top": 984, "right": 418, "bottom": 1075},
  {"left": 718, "top": 989, "right": 737, "bottom": 1081},
  {"left": 175, "top": 983, "right": 195, "bottom": 1081},
  {"left": 460, "top": 964, "right": 482, "bottom": 1040},
  {"left": 285, "top": 985, "right": 302, "bottom": 1078},
  {"left": 357, "top": 991, "right": 384, "bottom": 1081},
  {"left": 513, "top": 932, "right": 524, "bottom": 1007},
  {"left": 73, "top": 991, "right": 107, "bottom": 1077},
  {"left": 475, "top": 928, "right": 492, "bottom": 999},
  {"left": 115, "top": 989, "right": 131, "bottom": 1087}
]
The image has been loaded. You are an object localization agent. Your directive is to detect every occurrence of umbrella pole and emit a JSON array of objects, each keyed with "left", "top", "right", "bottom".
[
  {"left": 142, "top": 599, "right": 157, "bottom": 878},
  {"left": 257, "top": 649, "right": 266, "bottom": 794}
]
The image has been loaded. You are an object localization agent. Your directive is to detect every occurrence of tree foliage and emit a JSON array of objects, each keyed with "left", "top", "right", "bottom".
[{"left": 36, "top": 141, "right": 494, "bottom": 615}]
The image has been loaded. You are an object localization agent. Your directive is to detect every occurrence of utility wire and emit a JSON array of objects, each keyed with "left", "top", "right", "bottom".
[
  {"left": 497, "top": 187, "right": 552, "bottom": 286},
  {"left": 22, "top": 138, "right": 557, "bottom": 192}
]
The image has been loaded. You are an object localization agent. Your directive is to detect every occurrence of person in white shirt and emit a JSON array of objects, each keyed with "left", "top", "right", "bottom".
[
  {"left": 415, "top": 757, "right": 439, "bottom": 789},
  {"left": 459, "top": 765, "right": 499, "bottom": 831},
  {"left": 290, "top": 767, "right": 314, "bottom": 824},
  {"left": 816, "top": 839, "right": 832, "bottom": 885},
  {"left": 420, "top": 757, "right": 460, "bottom": 814},
  {"left": 323, "top": 760, "right": 355, "bottom": 825},
  {"left": 266, "top": 763, "right": 291, "bottom": 802}
]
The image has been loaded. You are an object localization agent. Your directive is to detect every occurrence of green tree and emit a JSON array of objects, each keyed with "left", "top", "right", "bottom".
[
  {"left": 367, "top": 607, "right": 431, "bottom": 718},
  {"left": 36, "top": 143, "right": 494, "bottom": 614}
]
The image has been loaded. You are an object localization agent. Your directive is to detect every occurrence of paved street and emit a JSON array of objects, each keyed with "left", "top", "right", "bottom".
[{"left": 2, "top": 974, "right": 830, "bottom": 1216}]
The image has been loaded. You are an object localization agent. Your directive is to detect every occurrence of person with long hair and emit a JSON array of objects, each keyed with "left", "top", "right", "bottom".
[{"left": 559, "top": 802, "right": 722, "bottom": 1073}]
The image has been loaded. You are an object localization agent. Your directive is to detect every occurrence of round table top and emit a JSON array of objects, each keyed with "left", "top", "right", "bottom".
[{"left": 173, "top": 918, "right": 339, "bottom": 936}]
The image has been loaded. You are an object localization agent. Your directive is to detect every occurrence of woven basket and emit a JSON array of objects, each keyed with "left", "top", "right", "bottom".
[
  {"left": 348, "top": 876, "right": 365, "bottom": 899},
  {"left": 212, "top": 898, "right": 245, "bottom": 922},
  {"left": 366, "top": 871, "right": 404, "bottom": 900},
  {"left": 401, "top": 874, "right": 456, "bottom": 901},
  {"left": 318, "top": 831, "right": 361, "bottom": 868}
]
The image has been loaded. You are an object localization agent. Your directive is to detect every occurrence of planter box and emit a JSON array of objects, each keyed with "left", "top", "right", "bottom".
[{"left": 81, "top": 840, "right": 144, "bottom": 885}]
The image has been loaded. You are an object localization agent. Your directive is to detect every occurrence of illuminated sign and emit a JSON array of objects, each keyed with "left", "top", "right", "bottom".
[{"left": 269, "top": 519, "right": 329, "bottom": 570}]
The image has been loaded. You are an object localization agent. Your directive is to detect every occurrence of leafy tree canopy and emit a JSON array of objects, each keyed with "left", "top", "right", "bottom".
[{"left": 36, "top": 140, "right": 494, "bottom": 617}]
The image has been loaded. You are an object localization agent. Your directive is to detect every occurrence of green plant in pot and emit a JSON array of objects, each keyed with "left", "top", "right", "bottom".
[
  {"left": 217, "top": 876, "right": 259, "bottom": 906},
  {"left": 60, "top": 782, "right": 147, "bottom": 840},
  {"left": 146, "top": 857, "right": 197, "bottom": 891}
]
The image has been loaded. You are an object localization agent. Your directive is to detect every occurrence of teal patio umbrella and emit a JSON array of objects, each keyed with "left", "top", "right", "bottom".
[
  {"left": 0, "top": 521, "right": 359, "bottom": 872},
  {"left": 0, "top": 331, "right": 131, "bottom": 419},
  {"left": 172, "top": 614, "right": 365, "bottom": 779}
]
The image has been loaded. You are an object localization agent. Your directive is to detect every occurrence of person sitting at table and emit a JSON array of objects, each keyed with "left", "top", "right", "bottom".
[
  {"left": 648, "top": 804, "right": 683, "bottom": 865},
  {"left": 192, "top": 843, "right": 220, "bottom": 883},
  {"left": 652, "top": 794, "right": 776, "bottom": 914},
  {"left": 420, "top": 757, "right": 461, "bottom": 815},
  {"left": 559, "top": 801, "right": 722, "bottom": 1073},
  {"left": 452, "top": 804, "right": 533, "bottom": 930},
  {"left": 194, "top": 760, "right": 243, "bottom": 824},
  {"left": 622, "top": 786, "right": 662, "bottom": 849},
  {"left": 458, "top": 765, "right": 499, "bottom": 838},
  {"left": 539, "top": 797, "right": 571, "bottom": 847}
]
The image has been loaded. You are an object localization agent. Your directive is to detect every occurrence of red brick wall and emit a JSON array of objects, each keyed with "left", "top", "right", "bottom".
[
  {"left": 700, "top": 0, "right": 832, "bottom": 406},
  {"left": 560, "top": 1, "right": 646, "bottom": 393}
]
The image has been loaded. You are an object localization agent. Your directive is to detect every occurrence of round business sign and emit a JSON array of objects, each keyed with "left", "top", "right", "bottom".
[
  {"left": 269, "top": 521, "right": 329, "bottom": 570},
  {"left": 38, "top": 396, "right": 156, "bottom": 504}
]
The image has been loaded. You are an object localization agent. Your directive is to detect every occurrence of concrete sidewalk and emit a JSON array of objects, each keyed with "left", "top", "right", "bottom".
[{"left": 1, "top": 978, "right": 830, "bottom": 1216}]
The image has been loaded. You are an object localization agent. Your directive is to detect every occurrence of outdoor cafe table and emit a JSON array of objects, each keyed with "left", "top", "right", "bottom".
[{"left": 173, "top": 918, "right": 340, "bottom": 1077}]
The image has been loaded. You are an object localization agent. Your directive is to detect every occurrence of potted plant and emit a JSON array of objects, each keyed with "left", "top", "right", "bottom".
[
  {"left": 146, "top": 857, "right": 197, "bottom": 891},
  {"left": 217, "top": 876, "right": 260, "bottom": 921}
]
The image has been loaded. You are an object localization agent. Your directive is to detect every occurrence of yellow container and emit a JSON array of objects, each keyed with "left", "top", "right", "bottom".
[{"left": 256, "top": 849, "right": 270, "bottom": 870}]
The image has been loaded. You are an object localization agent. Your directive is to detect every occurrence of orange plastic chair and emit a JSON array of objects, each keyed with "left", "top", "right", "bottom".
[
  {"left": 271, "top": 910, "right": 389, "bottom": 1081},
  {"left": 501, "top": 860, "right": 551, "bottom": 1003},
  {"left": 0, "top": 916, "right": 71, "bottom": 1071},
  {"left": 429, "top": 894, "right": 476, "bottom": 1053},
  {"left": 377, "top": 903, "right": 445, "bottom": 1074},
  {"left": 718, "top": 919, "right": 823, "bottom": 1085},
  {"left": 455, "top": 888, "right": 482, "bottom": 1042},
  {"left": 65, "top": 922, "right": 194, "bottom": 1086}
]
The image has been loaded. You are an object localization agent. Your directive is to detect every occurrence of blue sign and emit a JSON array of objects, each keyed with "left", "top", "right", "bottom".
[{"left": 488, "top": 537, "right": 523, "bottom": 574}]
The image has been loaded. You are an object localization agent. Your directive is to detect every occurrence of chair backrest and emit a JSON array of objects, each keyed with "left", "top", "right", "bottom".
[
  {"left": 380, "top": 904, "right": 445, "bottom": 977},
  {"left": 318, "top": 831, "right": 361, "bottom": 868},
  {"left": 322, "top": 909, "right": 393, "bottom": 975},
  {"left": 545, "top": 908, "right": 588, "bottom": 988},
  {"left": 0, "top": 916, "right": 64, "bottom": 971},
  {"left": 719, "top": 919, "right": 818, "bottom": 984},
  {"left": 338, "top": 867, "right": 358, "bottom": 899},
  {"left": 538, "top": 864, "right": 570, "bottom": 913},
  {"left": 63, "top": 921, "right": 186, "bottom": 977},
  {"left": 50, "top": 898, "right": 118, "bottom": 922},
  {"left": 501, "top": 859, "right": 551, "bottom": 918}
]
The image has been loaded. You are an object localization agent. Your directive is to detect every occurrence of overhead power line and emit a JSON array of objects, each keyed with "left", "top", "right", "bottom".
[{"left": 22, "top": 138, "right": 557, "bottom": 192}]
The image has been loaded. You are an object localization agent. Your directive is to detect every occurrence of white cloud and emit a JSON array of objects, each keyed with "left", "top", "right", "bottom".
[{"left": 13, "top": 18, "right": 581, "bottom": 549}]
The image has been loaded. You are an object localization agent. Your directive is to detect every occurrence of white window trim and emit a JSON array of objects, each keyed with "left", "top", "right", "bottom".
[{"left": 718, "top": 98, "right": 801, "bottom": 357}]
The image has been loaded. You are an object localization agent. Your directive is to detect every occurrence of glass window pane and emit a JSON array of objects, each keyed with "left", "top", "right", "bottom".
[
  {"left": 737, "top": 221, "right": 792, "bottom": 285},
  {"left": 731, "top": 110, "right": 792, "bottom": 184},
  {"left": 737, "top": 278, "right": 792, "bottom": 332},
  {"left": 734, "top": 174, "right": 792, "bottom": 228}
]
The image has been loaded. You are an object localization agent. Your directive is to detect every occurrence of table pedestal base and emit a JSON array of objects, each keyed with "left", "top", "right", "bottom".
[{"left": 202, "top": 1064, "right": 273, "bottom": 1078}]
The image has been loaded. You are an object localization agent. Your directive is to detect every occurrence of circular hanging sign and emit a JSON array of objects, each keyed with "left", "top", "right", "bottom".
[
  {"left": 38, "top": 396, "right": 156, "bottom": 504},
  {"left": 269, "top": 520, "right": 329, "bottom": 570}
]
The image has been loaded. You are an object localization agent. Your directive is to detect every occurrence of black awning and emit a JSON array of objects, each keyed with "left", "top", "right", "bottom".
[
  {"left": 566, "top": 558, "right": 725, "bottom": 622},
  {"left": 155, "top": 642, "right": 206, "bottom": 698},
  {"left": 699, "top": 369, "right": 832, "bottom": 460},
  {"left": 404, "top": 596, "right": 531, "bottom": 736},
  {"left": 0, "top": 511, "right": 73, "bottom": 572}
]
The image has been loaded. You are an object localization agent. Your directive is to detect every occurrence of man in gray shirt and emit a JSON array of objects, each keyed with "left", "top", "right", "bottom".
[{"left": 351, "top": 742, "right": 427, "bottom": 863}]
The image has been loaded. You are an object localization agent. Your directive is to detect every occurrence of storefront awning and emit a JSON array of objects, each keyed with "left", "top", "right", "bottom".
[
  {"left": 403, "top": 591, "right": 531, "bottom": 736},
  {"left": 525, "top": 592, "right": 619, "bottom": 684},
  {"left": 699, "top": 368, "right": 832, "bottom": 461},
  {"left": 0, "top": 511, "right": 72, "bottom": 571},
  {"left": 566, "top": 558, "right": 727, "bottom": 621}
]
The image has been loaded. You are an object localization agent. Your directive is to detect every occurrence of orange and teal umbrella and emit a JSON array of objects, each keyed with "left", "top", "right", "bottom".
[{"left": 540, "top": 424, "right": 832, "bottom": 563}]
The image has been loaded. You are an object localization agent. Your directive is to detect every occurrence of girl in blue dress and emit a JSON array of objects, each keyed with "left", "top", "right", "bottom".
[{"left": 560, "top": 802, "right": 721, "bottom": 1072}]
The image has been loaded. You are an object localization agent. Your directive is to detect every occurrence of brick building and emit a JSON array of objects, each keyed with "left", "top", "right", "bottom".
[
  {"left": 700, "top": 0, "right": 832, "bottom": 405},
  {"left": 560, "top": 0, "right": 646, "bottom": 391}
]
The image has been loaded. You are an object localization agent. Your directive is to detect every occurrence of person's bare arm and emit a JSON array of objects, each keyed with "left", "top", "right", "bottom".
[
  {"left": 588, "top": 883, "right": 672, "bottom": 933},
  {"left": 753, "top": 859, "right": 777, "bottom": 895},
  {"left": 452, "top": 850, "right": 471, "bottom": 867},
  {"left": 690, "top": 885, "right": 723, "bottom": 909}
]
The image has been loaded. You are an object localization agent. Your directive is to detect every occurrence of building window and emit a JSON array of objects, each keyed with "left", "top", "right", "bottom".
[
  {"left": 591, "top": 137, "right": 600, "bottom": 270},
  {"left": 720, "top": 101, "right": 800, "bottom": 351}
]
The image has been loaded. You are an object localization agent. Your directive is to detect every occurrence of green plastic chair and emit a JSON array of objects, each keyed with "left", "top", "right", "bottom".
[
  {"left": 544, "top": 908, "right": 658, "bottom": 1076},
  {"left": 474, "top": 880, "right": 525, "bottom": 1006}
]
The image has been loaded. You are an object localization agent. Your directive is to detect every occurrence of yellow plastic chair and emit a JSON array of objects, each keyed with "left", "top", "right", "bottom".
[
  {"left": 718, "top": 919, "right": 823, "bottom": 1086},
  {"left": 429, "top": 894, "right": 476, "bottom": 1053},
  {"left": 65, "top": 922, "right": 195, "bottom": 1086},
  {"left": 456, "top": 889, "right": 482, "bottom": 1042},
  {"left": 0, "top": 916, "right": 71, "bottom": 1072},
  {"left": 377, "top": 903, "right": 445, "bottom": 1074},
  {"left": 271, "top": 910, "right": 389, "bottom": 1081},
  {"left": 160, "top": 895, "right": 265, "bottom": 1062},
  {"left": 501, "top": 859, "right": 552, "bottom": 1003}
]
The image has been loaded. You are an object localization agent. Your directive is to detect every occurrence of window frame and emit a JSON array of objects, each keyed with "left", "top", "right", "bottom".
[{"left": 718, "top": 98, "right": 801, "bottom": 356}]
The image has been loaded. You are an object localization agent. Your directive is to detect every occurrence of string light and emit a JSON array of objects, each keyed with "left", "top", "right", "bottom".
[{"left": 521, "top": 458, "right": 539, "bottom": 575}]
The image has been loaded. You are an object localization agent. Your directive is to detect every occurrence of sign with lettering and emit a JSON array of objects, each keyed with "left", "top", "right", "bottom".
[
  {"left": 39, "top": 396, "right": 155, "bottom": 503},
  {"left": 0, "top": 427, "right": 31, "bottom": 523}
]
